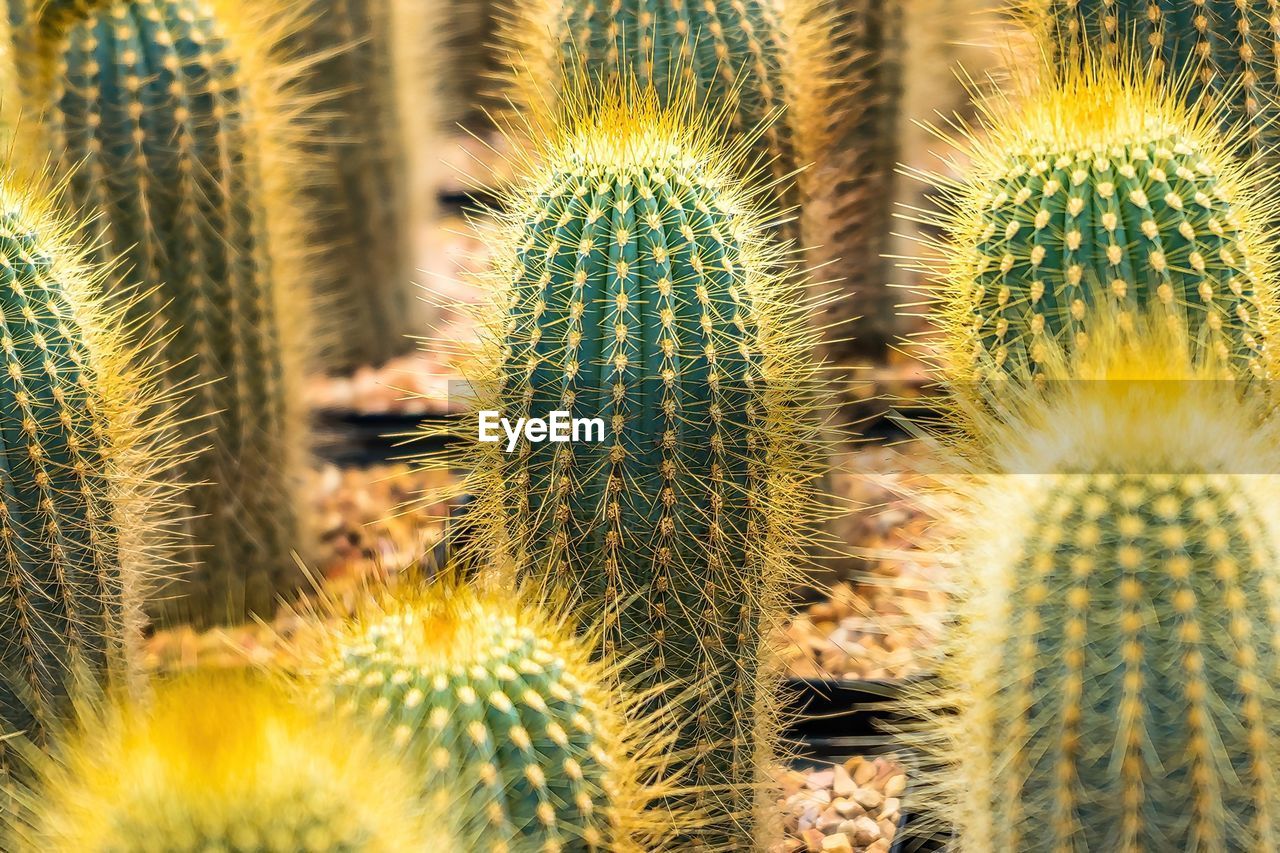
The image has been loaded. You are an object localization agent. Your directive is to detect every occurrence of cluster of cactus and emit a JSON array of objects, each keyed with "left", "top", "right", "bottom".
[
  {"left": 0, "top": 164, "right": 176, "bottom": 756},
  {"left": 304, "top": 576, "right": 657, "bottom": 851},
  {"left": 912, "top": 326, "right": 1280, "bottom": 850},
  {"left": 13, "top": 672, "right": 448, "bottom": 850},
  {"left": 453, "top": 85, "right": 828, "bottom": 848},
  {"left": 924, "top": 60, "right": 1276, "bottom": 400},
  {"left": 292, "top": 0, "right": 417, "bottom": 371},
  {"left": 1045, "top": 0, "right": 1279, "bottom": 161},
  {"left": 24, "top": 0, "right": 312, "bottom": 627}
]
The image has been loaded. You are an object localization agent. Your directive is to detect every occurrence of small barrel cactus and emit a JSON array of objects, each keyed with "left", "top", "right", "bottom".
[
  {"left": 452, "top": 84, "right": 828, "bottom": 848},
  {"left": 923, "top": 59, "right": 1277, "bottom": 395},
  {"left": 13, "top": 672, "right": 446, "bottom": 850},
  {"left": 1045, "top": 0, "right": 1278, "bottom": 160},
  {"left": 28, "top": 0, "right": 313, "bottom": 626},
  {"left": 0, "top": 165, "right": 177, "bottom": 752},
  {"left": 303, "top": 578, "right": 657, "bottom": 852},
  {"left": 916, "top": 318, "right": 1280, "bottom": 851}
]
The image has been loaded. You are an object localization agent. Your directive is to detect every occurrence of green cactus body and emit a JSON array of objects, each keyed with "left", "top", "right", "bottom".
[
  {"left": 927, "top": 63, "right": 1275, "bottom": 393},
  {"left": 295, "top": 0, "right": 414, "bottom": 370},
  {"left": 34, "top": 0, "right": 309, "bottom": 626},
  {"left": 0, "top": 166, "right": 175, "bottom": 754},
  {"left": 1047, "top": 0, "right": 1277, "bottom": 160},
  {"left": 17, "top": 673, "right": 445, "bottom": 851},
  {"left": 458, "top": 90, "right": 825, "bottom": 848},
  {"left": 918, "top": 327, "right": 1280, "bottom": 851},
  {"left": 953, "top": 470, "right": 1280, "bottom": 850},
  {"left": 310, "top": 582, "right": 642, "bottom": 852}
]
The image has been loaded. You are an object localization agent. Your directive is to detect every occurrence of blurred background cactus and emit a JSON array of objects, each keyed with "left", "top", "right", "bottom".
[
  {"left": 25, "top": 0, "right": 314, "bottom": 627},
  {"left": 292, "top": 0, "right": 434, "bottom": 372},
  {"left": 12, "top": 672, "right": 447, "bottom": 850},
  {"left": 451, "top": 85, "right": 829, "bottom": 848},
  {"left": 1044, "top": 0, "right": 1279, "bottom": 161},
  {"left": 305, "top": 576, "right": 661, "bottom": 851},
  {"left": 921, "top": 60, "right": 1277, "bottom": 399},
  {"left": 0, "top": 163, "right": 179, "bottom": 757},
  {"left": 914, "top": 320, "right": 1280, "bottom": 850}
]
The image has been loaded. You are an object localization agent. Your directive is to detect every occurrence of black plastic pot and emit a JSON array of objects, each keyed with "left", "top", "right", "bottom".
[{"left": 312, "top": 410, "right": 459, "bottom": 466}]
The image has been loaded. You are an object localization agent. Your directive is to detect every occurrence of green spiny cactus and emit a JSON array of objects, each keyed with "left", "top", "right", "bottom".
[
  {"left": 0, "top": 164, "right": 177, "bottom": 753},
  {"left": 914, "top": 324, "right": 1280, "bottom": 851},
  {"left": 293, "top": 0, "right": 416, "bottom": 371},
  {"left": 504, "top": 0, "right": 837, "bottom": 220},
  {"left": 454, "top": 86, "right": 828, "bottom": 848},
  {"left": 305, "top": 578, "right": 660, "bottom": 852},
  {"left": 29, "top": 0, "right": 313, "bottom": 627},
  {"left": 923, "top": 59, "right": 1277, "bottom": 396},
  {"left": 1045, "top": 0, "right": 1278, "bottom": 161},
  {"left": 13, "top": 672, "right": 447, "bottom": 850}
]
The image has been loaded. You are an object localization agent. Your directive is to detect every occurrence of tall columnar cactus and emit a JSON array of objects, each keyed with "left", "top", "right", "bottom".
[
  {"left": 12, "top": 672, "right": 447, "bottom": 850},
  {"left": 304, "top": 577, "right": 661, "bottom": 852},
  {"left": 923, "top": 60, "right": 1277, "bottom": 396},
  {"left": 0, "top": 165, "right": 177, "bottom": 753},
  {"left": 503, "top": 0, "right": 837, "bottom": 220},
  {"left": 293, "top": 0, "right": 418, "bottom": 371},
  {"left": 802, "top": 0, "right": 904, "bottom": 361},
  {"left": 29, "top": 0, "right": 313, "bottom": 626},
  {"left": 1045, "top": 0, "right": 1279, "bottom": 161},
  {"left": 913, "top": 321, "right": 1280, "bottom": 851},
  {"left": 453, "top": 86, "right": 828, "bottom": 848}
]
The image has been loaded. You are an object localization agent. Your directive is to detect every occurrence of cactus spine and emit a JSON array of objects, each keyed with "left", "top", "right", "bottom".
[
  {"left": 915, "top": 325, "right": 1280, "bottom": 851},
  {"left": 455, "top": 86, "right": 827, "bottom": 848},
  {"left": 922, "top": 60, "right": 1277, "bottom": 395},
  {"left": 293, "top": 0, "right": 417, "bottom": 370},
  {"left": 1045, "top": 0, "right": 1279, "bottom": 161},
  {"left": 14, "top": 672, "right": 446, "bottom": 850},
  {"left": 30, "top": 0, "right": 312, "bottom": 626},
  {"left": 306, "top": 577, "right": 659, "bottom": 852},
  {"left": 0, "top": 164, "right": 177, "bottom": 752}
]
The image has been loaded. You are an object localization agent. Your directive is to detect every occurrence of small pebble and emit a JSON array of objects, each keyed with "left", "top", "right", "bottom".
[{"left": 820, "top": 834, "right": 854, "bottom": 853}]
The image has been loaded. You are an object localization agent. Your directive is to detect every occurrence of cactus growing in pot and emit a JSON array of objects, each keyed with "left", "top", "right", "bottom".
[
  {"left": 26, "top": 0, "right": 315, "bottom": 627},
  {"left": 0, "top": 161, "right": 179, "bottom": 755},
  {"left": 445, "top": 83, "right": 831, "bottom": 848},
  {"left": 910, "top": 314, "right": 1280, "bottom": 851},
  {"left": 919, "top": 58, "right": 1278, "bottom": 402}
]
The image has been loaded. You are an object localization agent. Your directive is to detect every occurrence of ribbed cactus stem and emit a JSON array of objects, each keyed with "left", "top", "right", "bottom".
[
  {"left": 456, "top": 86, "right": 827, "bottom": 848},
  {"left": 916, "top": 322, "right": 1280, "bottom": 851},
  {"left": 1045, "top": 0, "right": 1277, "bottom": 160},
  {"left": 14, "top": 673, "right": 446, "bottom": 850},
  {"left": 306, "top": 579, "right": 656, "bottom": 851},
  {"left": 0, "top": 164, "right": 176, "bottom": 754},
  {"left": 294, "top": 0, "right": 416, "bottom": 370},
  {"left": 923, "top": 60, "right": 1277, "bottom": 397},
  {"left": 30, "top": 0, "right": 312, "bottom": 626}
]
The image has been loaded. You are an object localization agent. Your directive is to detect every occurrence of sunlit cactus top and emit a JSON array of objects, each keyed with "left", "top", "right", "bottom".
[
  {"left": 921, "top": 59, "right": 1278, "bottom": 394},
  {"left": 14, "top": 672, "right": 445, "bottom": 851}
]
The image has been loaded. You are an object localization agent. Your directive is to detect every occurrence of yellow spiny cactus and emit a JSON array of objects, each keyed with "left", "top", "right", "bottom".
[
  {"left": 907, "top": 308, "right": 1280, "bottom": 851},
  {"left": 299, "top": 575, "right": 675, "bottom": 852},
  {"left": 12, "top": 672, "right": 448, "bottom": 850},
  {"left": 915, "top": 56, "right": 1279, "bottom": 403}
]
